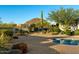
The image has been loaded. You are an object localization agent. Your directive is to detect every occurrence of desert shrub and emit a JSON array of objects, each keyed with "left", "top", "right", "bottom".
[
  {"left": 3, "top": 30, "right": 13, "bottom": 37},
  {"left": 64, "top": 30, "right": 71, "bottom": 35},
  {"left": 0, "top": 30, "right": 13, "bottom": 52},
  {"left": 75, "top": 30, "right": 79, "bottom": 35},
  {"left": 51, "top": 27, "right": 60, "bottom": 33},
  {"left": 50, "top": 27, "right": 60, "bottom": 35},
  {"left": 0, "top": 33, "right": 11, "bottom": 47},
  {"left": 0, "top": 30, "right": 13, "bottom": 37},
  {"left": 17, "top": 30, "right": 26, "bottom": 36}
]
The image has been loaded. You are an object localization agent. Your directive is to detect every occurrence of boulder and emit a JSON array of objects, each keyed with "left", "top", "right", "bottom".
[{"left": 11, "top": 43, "right": 28, "bottom": 54}]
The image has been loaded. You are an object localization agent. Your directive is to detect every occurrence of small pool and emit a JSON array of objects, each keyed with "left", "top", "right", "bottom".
[{"left": 52, "top": 38, "right": 79, "bottom": 45}]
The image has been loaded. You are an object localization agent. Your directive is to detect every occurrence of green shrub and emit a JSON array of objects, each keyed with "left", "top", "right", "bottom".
[
  {"left": 0, "top": 30, "right": 13, "bottom": 37},
  {"left": 75, "top": 30, "right": 79, "bottom": 35},
  {"left": 64, "top": 30, "right": 71, "bottom": 35},
  {"left": 51, "top": 27, "right": 61, "bottom": 34},
  {"left": 0, "top": 29, "right": 13, "bottom": 48}
]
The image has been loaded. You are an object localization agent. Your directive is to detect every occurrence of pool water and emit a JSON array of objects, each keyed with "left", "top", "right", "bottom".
[{"left": 53, "top": 38, "right": 79, "bottom": 45}]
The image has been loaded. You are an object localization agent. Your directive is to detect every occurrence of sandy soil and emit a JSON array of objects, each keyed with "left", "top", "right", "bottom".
[{"left": 11, "top": 33, "right": 79, "bottom": 54}]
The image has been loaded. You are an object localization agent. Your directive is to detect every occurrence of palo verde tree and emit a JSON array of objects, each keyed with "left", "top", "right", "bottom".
[{"left": 48, "top": 8, "right": 79, "bottom": 31}]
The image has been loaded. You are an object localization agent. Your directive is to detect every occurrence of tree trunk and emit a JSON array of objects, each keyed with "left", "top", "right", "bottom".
[{"left": 59, "top": 23, "right": 70, "bottom": 31}]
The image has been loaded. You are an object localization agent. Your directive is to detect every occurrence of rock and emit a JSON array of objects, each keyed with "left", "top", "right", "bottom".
[{"left": 11, "top": 43, "right": 28, "bottom": 54}]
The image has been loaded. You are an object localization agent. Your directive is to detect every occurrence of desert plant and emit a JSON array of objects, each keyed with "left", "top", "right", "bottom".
[
  {"left": 0, "top": 33, "right": 11, "bottom": 47},
  {"left": 50, "top": 26, "right": 61, "bottom": 34},
  {"left": 64, "top": 30, "right": 71, "bottom": 35},
  {"left": 3, "top": 30, "right": 13, "bottom": 37},
  {"left": 75, "top": 30, "right": 79, "bottom": 35},
  {"left": 0, "top": 29, "right": 13, "bottom": 37},
  {"left": 48, "top": 8, "right": 79, "bottom": 31}
]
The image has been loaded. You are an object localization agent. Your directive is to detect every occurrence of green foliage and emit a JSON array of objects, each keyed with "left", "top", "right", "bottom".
[
  {"left": 75, "top": 30, "right": 79, "bottom": 35},
  {"left": 50, "top": 25, "right": 61, "bottom": 35},
  {"left": 50, "top": 25, "right": 60, "bottom": 33},
  {"left": 48, "top": 8, "right": 79, "bottom": 25},
  {"left": 53, "top": 27, "right": 60, "bottom": 32},
  {"left": 48, "top": 8, "right": 79, "bottom": 31},
  {"left": 0, "top": 30, "right": 13, "bottom": 37},
  {"left": 0, "top": 29, "right": 12, "bottom": 47},
  {"left": 64, "top": 30, "right": 71, "bottom": 35}
]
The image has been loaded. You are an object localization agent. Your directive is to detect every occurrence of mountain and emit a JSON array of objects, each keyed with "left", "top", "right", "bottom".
[{"left": 24, "top": 18, "right": 42, "bottom": 25}]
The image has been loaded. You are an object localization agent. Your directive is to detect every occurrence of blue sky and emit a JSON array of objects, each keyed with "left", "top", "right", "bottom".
[{"left": 0, "top": 5, "right": 79, "bottom": 24}]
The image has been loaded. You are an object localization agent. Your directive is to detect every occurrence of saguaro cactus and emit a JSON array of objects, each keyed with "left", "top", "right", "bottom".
[{"left": 41, "top": 11, "right": 44, "bottom": 28}]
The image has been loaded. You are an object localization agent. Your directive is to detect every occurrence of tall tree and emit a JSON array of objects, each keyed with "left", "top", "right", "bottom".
[{"left": 48, "top": 8, "right": 79, "bottom": 31}]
